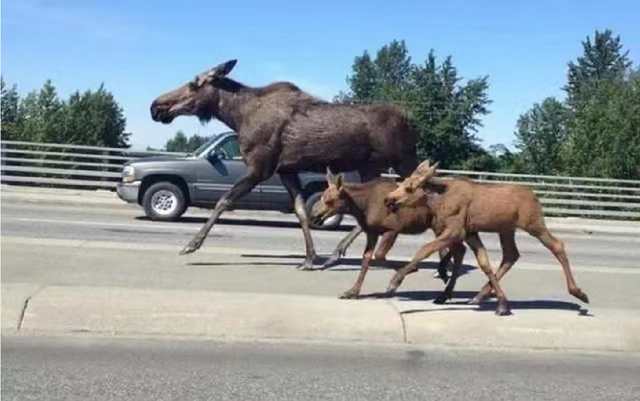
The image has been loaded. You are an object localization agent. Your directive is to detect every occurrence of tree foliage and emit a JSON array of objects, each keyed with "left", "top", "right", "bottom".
[
  {"left": 338, "top": 40, "right": 492, "bottom": 169},
  {"left": 514, "top": 97, "right": 569, "bottom": 175},
  {"left": 1, "top": 77, "right": 129, "bottom": 148},
  {"left": 164, "top": 131, "right": 210, "bottom": 153},
  {"left": 512, "top": 29, "right": 639, "bottom": 179}
]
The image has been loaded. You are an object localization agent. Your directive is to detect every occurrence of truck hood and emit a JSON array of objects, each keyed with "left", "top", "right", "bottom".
[{"left": 125, "top": 155, "right": 194, "bottom": 166}]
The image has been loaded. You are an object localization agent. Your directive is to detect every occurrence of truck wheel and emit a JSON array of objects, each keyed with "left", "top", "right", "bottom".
[
  {"left": 305, "top": 191, "right": 343, "bottom": 230},
  {"left": 143, "top": 182, "right": 188, "bottom": 222}
]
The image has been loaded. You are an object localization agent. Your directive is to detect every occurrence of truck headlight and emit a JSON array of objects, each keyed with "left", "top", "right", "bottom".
[{"left": 122, "top": 165, "right": 135, "bottom": 183}]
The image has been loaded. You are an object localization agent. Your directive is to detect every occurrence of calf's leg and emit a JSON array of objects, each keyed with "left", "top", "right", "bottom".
[
  {"left": 469, "top": 229, "right": 519, "bottom": 305},
  {"left": 340, "top": 232, "right": 379, "bottom": 299},
  {"left": 386, "top": 228, "right": 462, "bottom": 295},
  {"left": 434, "top": 242, "right": 466, "bottom": 304},
  {"left": 465, "top": 233, "right": 511, "bottom": 316},
  {"left": 530, "top": 227, "right": 589, "bottom": 303}
]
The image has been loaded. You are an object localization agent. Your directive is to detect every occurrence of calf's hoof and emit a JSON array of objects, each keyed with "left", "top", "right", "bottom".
[
  {"left": 433, "top": 293, "right": 451, "bottom": 305},
  {"left": 495, "top": 303, "right": 512, "bottom": 316},
  {"left": 339, "top": 290, "right": 360, "bottom": 299},
  {"left": 571, "top": 288, "right": 590, "bottom": 304}
]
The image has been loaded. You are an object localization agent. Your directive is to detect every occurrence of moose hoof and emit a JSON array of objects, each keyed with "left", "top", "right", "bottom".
[
  {"left": 495, "top": 304, "right": 512, "bottom": 316},
  {"left": 179, "top": 242, "right": 200, "bottom": 255},
  {"left": 321, "top": 253, "right": 343, "bottom": 269},
  {"left": 433, "top": 293, "right": 451, "bottom": 305},
  {"left": 339, "top": 290, "right": 360, "bottom": 299},
  {"left": 572, "top": 288, "right": 590, "bottom": 304},
  {"left": 296, "top": 262, "right": 316, "bottom": 271}
]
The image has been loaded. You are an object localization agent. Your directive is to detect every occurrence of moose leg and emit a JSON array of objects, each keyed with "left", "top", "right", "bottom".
[
  {"left": 321, "top": 226, "right": 363, "bottom": 269},
  {"left": 531, "top": 228, "right": 589, "bottom": 304},
  {"left": 469, "top": 230, "right": 519, "bottom": 305},
  {"left": 434, "top": 242, "right": 466, "bottom": 304},
  {"left": 372, "top": 231, "right": 398, "bottom": 266},
  {"left": 386, "top": 229, "right": 461, "bottom": 295},
  {"left": 180, "top": 172, "right": 262, "bottom": 255},
  {"left": 340, "top": 232, "right": 379, "bottom": 299},
  {"left": 280, "top": 172, "right": 321, "bottom": 270},
  {"left": 465, "top": 233, "right": 511, "bottom": 316}
]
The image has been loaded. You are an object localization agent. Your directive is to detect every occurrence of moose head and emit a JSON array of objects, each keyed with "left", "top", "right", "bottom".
[
  {"left": 384, "top": 159, "right": 440, "bottom": 210},
  {"left": 311, "top": 168, "right": 350, "bottom": 225},
  {"left": 150, "top": 59, "right": 238, "bottom": 124}
]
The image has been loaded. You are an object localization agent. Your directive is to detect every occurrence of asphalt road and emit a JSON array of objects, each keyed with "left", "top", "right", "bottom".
[
  {"left": 3, "top": 336, "right": 640, "bottom": 401},
  {"left": 2, "top": 196, "right": 640, "bottom": 310}
]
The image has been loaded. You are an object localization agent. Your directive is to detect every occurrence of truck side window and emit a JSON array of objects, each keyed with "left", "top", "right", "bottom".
[{"left": 213, "top": 137, "right": 242, "bottom": 160}]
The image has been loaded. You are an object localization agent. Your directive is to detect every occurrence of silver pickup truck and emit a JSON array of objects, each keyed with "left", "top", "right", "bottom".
[{"left": 116, "top": 131, "right": 361, "bottom": 230}]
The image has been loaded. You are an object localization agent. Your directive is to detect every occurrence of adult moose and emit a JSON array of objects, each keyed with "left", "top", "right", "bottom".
[
  {"left": 150, "top": 59, "right": 448, "bottom": 269},
  {"left": 383, "top": 160, "right": 590, "bottom": 315}
]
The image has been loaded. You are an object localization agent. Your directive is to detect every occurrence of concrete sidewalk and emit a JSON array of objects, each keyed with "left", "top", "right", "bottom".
[
  {"left": 3, "top": 283, "right": 639, "bottom": 353},
  {"left": 3, "top": 184, "right": 640, "bottom": 237}
]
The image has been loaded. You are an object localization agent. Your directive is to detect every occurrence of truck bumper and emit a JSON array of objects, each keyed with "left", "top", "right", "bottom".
[{"left": 116, "top": 182, "right": 140, "bottom": 203}]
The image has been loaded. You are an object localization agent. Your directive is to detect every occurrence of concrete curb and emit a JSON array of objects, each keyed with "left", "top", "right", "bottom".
[
  {"left": 3, "top": 186, "right": 640, "bottom": 237},
  {"left": 3, "top": 283, "right": 640, "bottom": 352}
]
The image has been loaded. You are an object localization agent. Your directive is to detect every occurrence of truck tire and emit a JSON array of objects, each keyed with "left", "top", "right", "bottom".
[
  {"left": 143, "top": 181, "right": 188, "bottom": 222},
  {"left": 304, "top": 191, "right": 343, "bottom": 230}
]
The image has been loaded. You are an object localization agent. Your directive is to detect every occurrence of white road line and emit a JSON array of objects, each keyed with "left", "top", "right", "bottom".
[
  {"left": 4, "top": 216, "right": 640, "bottom": 246},
  {"left": 2, "top": 236, "right": 639, "bottom": 275}
]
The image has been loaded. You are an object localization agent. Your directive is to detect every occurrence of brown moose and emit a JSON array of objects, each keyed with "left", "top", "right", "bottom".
[
  {"left": 150, "top": 59, "right": 451, "bottom": 270},
  {"left": 383, "top": 160, "right": 590, "bottom": 315},
  {"left": 311, "top": 168, "right": 464, "bottom": 300}
]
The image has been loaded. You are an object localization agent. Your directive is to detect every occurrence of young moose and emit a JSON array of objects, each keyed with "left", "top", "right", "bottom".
[
  {"left": 383, "top": 160, "right": 590, "bottom": 315},
  {"left": 311, "top": 169, "right": 465, "bottom": 300}
]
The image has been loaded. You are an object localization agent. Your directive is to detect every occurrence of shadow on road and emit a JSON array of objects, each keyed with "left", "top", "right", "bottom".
[
  {"left": 135, "top": 215, "right": 356, "bottom": 232},
  {"left": 369, "top": 290, "right": 590, "bottom": 315},
  {"left": 233, "top": 253, "right": 477, "bottom": 276}
]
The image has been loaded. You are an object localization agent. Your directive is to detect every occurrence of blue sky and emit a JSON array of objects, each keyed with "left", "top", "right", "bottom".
[{"left": 2, "top": 0, "right": 639, "bottom": 150}]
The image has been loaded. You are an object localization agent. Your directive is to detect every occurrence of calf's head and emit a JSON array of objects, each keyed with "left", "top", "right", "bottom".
[
  {"left": 150, "top": 59, "right": 238, "bottom": 124},
  {"left": 311, "top": 169, "right": 349, "bottom": 225},
  {"left": 384, "top": 160, "right": 440, "bottom": 210}
]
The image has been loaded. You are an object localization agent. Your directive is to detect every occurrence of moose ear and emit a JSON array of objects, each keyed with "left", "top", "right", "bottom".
[
  {"left": 326, "top": 167, "right": 336, "bottom": 184},
  {"left": 413, "top": 160, "right": 431, "bottom": 177},
  {"left": 214, "top": 59, "right": 237, "bottom": 76}
]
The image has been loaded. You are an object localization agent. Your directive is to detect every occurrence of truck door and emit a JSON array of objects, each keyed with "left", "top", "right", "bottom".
[{"left": 193, "top": 135, "right": 262, "bottom": 209}]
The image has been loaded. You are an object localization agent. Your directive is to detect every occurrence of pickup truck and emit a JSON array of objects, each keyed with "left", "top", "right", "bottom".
[{"left": 116, "top": 131, "right": 361, "bottom": 230}]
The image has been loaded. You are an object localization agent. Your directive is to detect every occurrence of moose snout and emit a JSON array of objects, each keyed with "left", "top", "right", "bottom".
[{"left": 150, "top": 100, "right": 161, "bottom": 121}]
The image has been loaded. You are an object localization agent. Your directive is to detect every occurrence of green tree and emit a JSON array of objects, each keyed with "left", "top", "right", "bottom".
[
  {"left": 563, "top": 75, "right": 640, "bottom": 178},
  {"left": 164, "top": 131, "right": 210, "bottom": 153},
  {"left": 514, "top": 97, "right": 569, "bottom": 175},
  {"left": 564, "top": 29, "right": 632, "bottom": 107},
  {"left": 341, "top": 41, "right": 491, "bottom": 169},
  {"left": 63, "top": 84, "right": 129, "bottom": 148},
  {"left": 165, "top": 131, "right": 189, "bottom": 152},
  {"left": 561, "top": 30, "right": 638, "bottom": 178},
  {"left": 1, "top": 76, "right": 23, "bottom": 140},
  {"left": 19, "top": 80, "right": 65, "bottom": 144}
]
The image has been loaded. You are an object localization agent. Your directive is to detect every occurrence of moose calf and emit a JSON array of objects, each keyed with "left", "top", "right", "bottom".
[
  {"left": 311, "top": 169, "right": 464, "bottom": 300},
  {"left": 384, "top": 160, "right": 590, "bottom": 315}
]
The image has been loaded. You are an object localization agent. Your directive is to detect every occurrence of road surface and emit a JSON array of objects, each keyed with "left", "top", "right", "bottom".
[
  {"left": 3, "top": 335, "right": 640, "bottom": 401},
  {"left": 2, "top": 191, "right": 640, "bottom": 309}
]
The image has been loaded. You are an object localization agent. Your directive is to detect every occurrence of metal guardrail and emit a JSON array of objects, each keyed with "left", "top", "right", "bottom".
[{"left": 2, "top": 140, "right": 640, "bottom": 220}]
